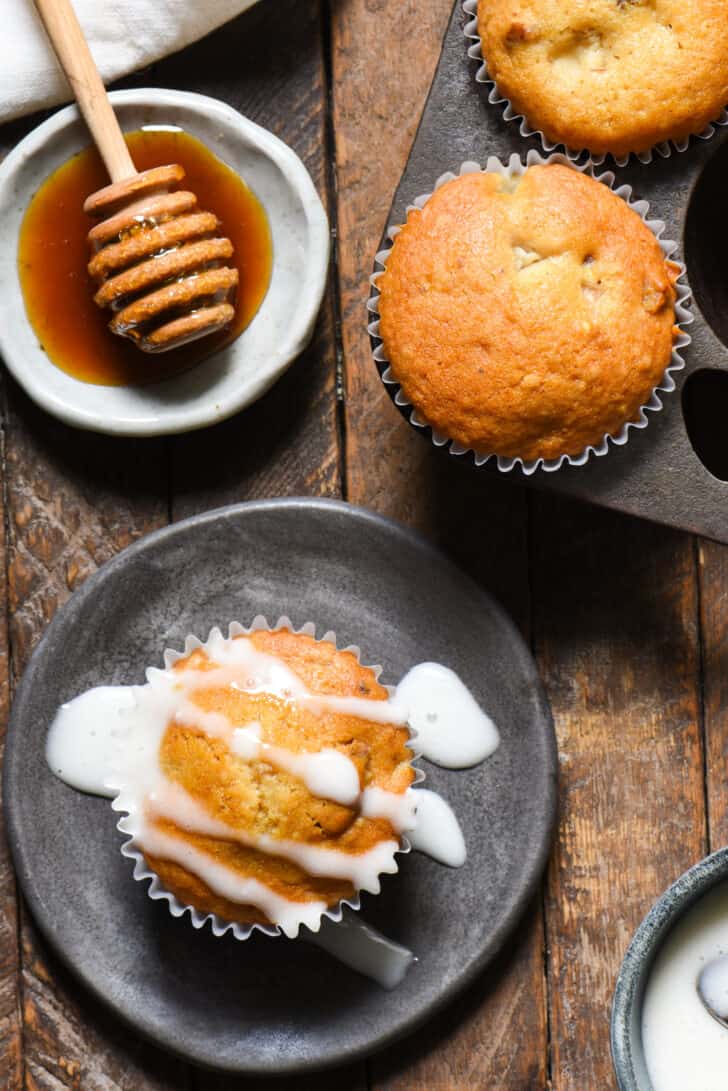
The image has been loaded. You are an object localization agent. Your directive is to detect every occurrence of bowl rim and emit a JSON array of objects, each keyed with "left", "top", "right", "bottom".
[
  {"left": 611, "top": 845, "right": 728, "bottom": 1091},
  {"left": 0, "top": 87, "right": 330, "bottom": 436}
]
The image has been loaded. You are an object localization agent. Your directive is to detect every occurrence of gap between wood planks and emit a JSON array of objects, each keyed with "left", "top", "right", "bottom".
[{"left": 322, "top": 0, "right": 349, "bottom": 505}]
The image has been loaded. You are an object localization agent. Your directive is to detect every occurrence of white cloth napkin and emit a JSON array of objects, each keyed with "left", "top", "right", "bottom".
[{"left": 0, "top": 0, "right": 260, "bottom": 123}]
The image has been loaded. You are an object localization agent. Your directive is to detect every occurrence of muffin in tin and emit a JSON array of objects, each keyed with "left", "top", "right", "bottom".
[
  {"left": 477, "top": 0, "right": 728, "bottom": 158},
  {"left": 376, "top": 163, "right": 680, "bottom": 464},
  {"left": 119, "top": 626, "right": 416, "bottom": 936}
]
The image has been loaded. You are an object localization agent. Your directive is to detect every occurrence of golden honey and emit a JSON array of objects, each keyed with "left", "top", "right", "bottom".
[{"left": 18, "top": 128, "right": 272, "bottom": 386}]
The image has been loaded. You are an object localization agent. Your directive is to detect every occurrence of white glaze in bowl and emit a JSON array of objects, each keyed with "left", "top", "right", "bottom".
[
  {"left": 612, "top": 848, "right": 728, "bottom": 1091},
  {"left": 0, "top": 88, "right": 330, "bottom": 436}
]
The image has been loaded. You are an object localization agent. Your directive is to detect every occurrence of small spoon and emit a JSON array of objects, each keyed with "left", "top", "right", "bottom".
[{"left": 697, "top": 953, "right": 728, "bottom": 1028}]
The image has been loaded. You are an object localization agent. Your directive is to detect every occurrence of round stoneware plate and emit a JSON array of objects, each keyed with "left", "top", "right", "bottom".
[
  {"left": 4, "top": 499, "right": 557, "bottom": 1076},
  {"left": 0, "top": 89, "right": 329, "bottom": 436}
]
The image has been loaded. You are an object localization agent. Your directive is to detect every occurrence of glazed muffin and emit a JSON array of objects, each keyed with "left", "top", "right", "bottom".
[
  {"left": 477, "top": 0, "right": 728, "bottom": 157},
  {"left": 376, "top": 164, "right": 679, "bottom": 463},
  {"left": 124, "top": 627, "right": 415, "bottom": 935}
]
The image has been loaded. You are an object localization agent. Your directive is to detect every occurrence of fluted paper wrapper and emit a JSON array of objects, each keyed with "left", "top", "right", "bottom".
[
  {"left": 112, "top": 616, "right": 422, "bottom": 942},
  {"left": 368, "top": 151, "right": 692, "bottom": 475}
]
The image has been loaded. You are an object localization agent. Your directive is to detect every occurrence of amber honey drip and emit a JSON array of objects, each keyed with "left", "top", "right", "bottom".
[{"left": 18, "top": 129, "right": 273, "bottom": 386}]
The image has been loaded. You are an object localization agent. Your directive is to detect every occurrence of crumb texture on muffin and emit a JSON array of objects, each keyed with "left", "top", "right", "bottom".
[
  {"left": 137, "top": 629, "right": 414, "bottom": 929},
  {"left": 377, "top": 165, "right": 679, "bottom": 462},
  {"left": 477, "top": 0, "right": 728, "bottom": 156}
]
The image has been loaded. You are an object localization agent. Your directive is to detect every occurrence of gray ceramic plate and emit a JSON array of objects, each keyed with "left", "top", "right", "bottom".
[{"left": 4, "top": 498, "right": 557, "bottom": 1076}]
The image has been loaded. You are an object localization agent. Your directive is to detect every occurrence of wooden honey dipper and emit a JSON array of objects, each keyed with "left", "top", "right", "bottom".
[{"left": 34, "top": 0, "right": 238, "bottom": 353}]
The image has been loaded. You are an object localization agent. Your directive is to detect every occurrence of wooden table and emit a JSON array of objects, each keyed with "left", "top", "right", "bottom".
[{"left": 1, "top": 2, "right": 723, "bottom": 1087}]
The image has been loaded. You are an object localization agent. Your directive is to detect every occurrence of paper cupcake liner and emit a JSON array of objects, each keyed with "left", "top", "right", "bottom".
[
  {"left": 368, "top": 151, "right": 693, "bottom": 476},
  {"left": 111, "top": 616, "right": 423, "bottom": 942},
  {"left": 462, "top": 0, "right": 728, "bottom": 166}
]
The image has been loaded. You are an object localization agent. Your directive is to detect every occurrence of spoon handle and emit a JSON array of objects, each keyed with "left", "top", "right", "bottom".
[{"left": 32, "top": 0, "right": 137, "bottom": 182}]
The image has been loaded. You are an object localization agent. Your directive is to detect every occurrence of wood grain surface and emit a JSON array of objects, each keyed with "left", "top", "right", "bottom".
[
  {"left": 0, "top": 0, "right": 723, "bottom": 1088},
  {"left": 533, "top": 500, "right": 705, "bottom": 1091},
  {"left": 332, "top": 2, "right": 548, "bottom": 1089}
]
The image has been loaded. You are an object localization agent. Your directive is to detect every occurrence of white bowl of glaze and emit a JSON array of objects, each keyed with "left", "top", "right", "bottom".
[
  {"left": 611, "top": 847, "right": 728, "bottom": 1091},
  {"left": 0, "top": 89, "right": 330, "bottom": 436}
]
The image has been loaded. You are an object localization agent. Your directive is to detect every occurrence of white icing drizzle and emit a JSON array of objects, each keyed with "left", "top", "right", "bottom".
[
  {"left": 191, "top": 629, "right": 309, "bottom": 697},
  {"left": 143, "top": 669, "right": 366, "bottom": 808},
  {"left": 176, "top": 632, "right": 410, "bottom": 725},
  {"left": 136, "top": 822, "right": 328, "bottom": 939},
  {"left": 45, "top": 685, "right": 137, "bottom": 797},
  {"left": 147, "top": 779, "right": 400, "bottom": 892},
  {"left": 270, "top": 746, "right": 360, "bottom": 805},
  {"left": 45, "top": 629, "right": 500, "bottom": 981},
  {"left": 361, "top": 786, "right": 417, "bottom": 833},
  {"left": 306, "top": 692, "right": 408, "bottom": 723},
  {"left": 229, "top": 723, "right": 361, "bottom": 806},
  {"left": 408, "top": 789, "right": 466, "bottom": 867},
  {"left": 46, "top": 643, "right": 414, "bottom": 941},
  {"left": 181, "top": 659, "right": 406, "bottom": 727},
  {"left": 397, "top": 662, "right": 500, "bottom": 768}
]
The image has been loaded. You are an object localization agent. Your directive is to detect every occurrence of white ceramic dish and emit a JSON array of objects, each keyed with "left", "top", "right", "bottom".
[{"left": 0, "top": 88, "right": 330, "bottom": 436}]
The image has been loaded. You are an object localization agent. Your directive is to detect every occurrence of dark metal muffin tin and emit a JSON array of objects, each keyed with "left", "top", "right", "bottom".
[
  {"left": 611, "top": 847, "right": 728, "bottom": 1091},
  {"left": 370, "top": 0, "right": 728, "bottom": 543}
]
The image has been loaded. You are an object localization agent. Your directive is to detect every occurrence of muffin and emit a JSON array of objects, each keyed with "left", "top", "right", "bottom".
[
  {"left": 119, "top": 626, "right": 415, "bottom": 936},
  {"left": 477, "top": 0, "right": 728, "bottom": 157},
  {"left": 376, "top": 164, "right": 680, "bottom": 463}
]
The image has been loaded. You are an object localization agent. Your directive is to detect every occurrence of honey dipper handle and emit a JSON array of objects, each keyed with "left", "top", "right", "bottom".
[{"left": 33, "top": 0, "right": 136, "bottom": 183}]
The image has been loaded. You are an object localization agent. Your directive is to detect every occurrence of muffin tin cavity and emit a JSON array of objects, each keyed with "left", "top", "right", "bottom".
[
  {"left": 681, "top": 370, "right": 728, "bottom": 482},
  {"left": 684, "top": 140, "right": 728, "bottom": 351}
]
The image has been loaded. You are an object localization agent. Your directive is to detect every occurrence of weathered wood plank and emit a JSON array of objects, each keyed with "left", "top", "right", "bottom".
[
  {"left": 332, "top": 0, "right": 548, "bottom": 1087},
  {"left": 697, "top": 538, "right": 728, "bottom": 849},
  {"left": 531, "top": 495, "right": 705, "bottom": 1091},
  {"left": 157, "top": 0, "right": 340, "bottom": 518},
  {"left": 3, "top": 386, "right": 180, "bottom": 1089},
  {"left": 20, "top": 920, "right": 191, "bottom": 1091},
  {"left": 170, "top": 305, "right": 339, "bottom": 519},
  {"left": 332, "top": 0, "right": 453, "bottom": 521}
]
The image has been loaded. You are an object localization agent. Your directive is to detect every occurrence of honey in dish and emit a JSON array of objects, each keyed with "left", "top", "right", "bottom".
[{"left": 18, "top": 128, "right": 272, "bottom": 387}]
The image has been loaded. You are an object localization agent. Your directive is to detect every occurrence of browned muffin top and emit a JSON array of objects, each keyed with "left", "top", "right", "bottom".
[
  {"left": 477, "top": 0, "right": 728, "bottom": 157},
  {"left": 377, "top": 165, "right": 679, "bottom": 462}
]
